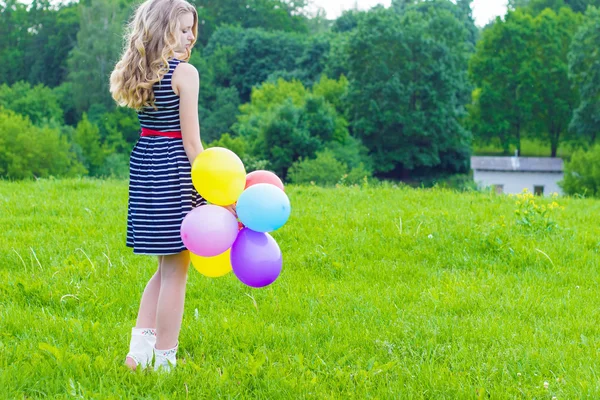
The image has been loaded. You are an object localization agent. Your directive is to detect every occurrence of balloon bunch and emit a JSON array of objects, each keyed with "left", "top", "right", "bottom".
[{"left": 180, "top": 147, "right": 291, "bottom": 288}]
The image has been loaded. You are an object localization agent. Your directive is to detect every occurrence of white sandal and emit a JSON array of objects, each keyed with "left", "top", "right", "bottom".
[
  {"left": 126, "top": 328, "right": 156, "bottom": 370},
  {"left": 154, "top": 343, "right": 178, "bottom": 372}
]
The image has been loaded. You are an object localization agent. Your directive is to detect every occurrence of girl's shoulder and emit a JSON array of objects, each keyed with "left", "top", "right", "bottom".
[
  {"left": 172, "top": 59, "right": 198, "bottom": 95},
  {"left": 172, "top": 58, "right": 197, "bottom": 76}
]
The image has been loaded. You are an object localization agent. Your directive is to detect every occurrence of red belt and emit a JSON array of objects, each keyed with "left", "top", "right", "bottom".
[{"left": 141, "top": 128, "right": 182, "bottom": 139}]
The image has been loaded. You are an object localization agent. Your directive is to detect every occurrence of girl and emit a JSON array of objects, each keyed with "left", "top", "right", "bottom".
[{"left": 110, "top": 0, "right": 208, "bottom": 371}]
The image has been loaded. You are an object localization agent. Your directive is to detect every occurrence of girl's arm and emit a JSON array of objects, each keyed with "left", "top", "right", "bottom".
[{"left": 173, "top": 62, "right": 203, "bottom": 165}]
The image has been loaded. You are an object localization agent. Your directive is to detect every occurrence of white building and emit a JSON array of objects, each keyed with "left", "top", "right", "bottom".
[{"left": 471, "top": 156, "right": 564, "bottom": 195}]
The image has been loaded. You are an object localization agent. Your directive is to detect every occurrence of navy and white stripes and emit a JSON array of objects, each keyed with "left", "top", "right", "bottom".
[
  {"left": 137, "top": 58, "right": 182, "bottom": 132},
  {"left": 126, "top": 58, "right": 206, "bottom": 255}
]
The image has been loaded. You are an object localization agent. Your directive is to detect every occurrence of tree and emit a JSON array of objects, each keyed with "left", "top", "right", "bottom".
[
  {"left": 0, "top": 81, "right": 64, "bottom": 125},
  {"left": 528, "top": 8, "right": 582, "bottom": 156},
  {"left": 287, "top": 149, "right": 347, "bottom": 185},
  {"left": 559, "top": 145, "right": 600, "bottom": 196},
  {"left": 469, "top": 10, "right": 536, "bottom": 154},
  {"left": 67, "top": 0, "right": 129, "bottom": 114},
  {"left": 0, "top": 0, "right": 78, "bottom": 87},
  {"left": 194, "top": 0, "right": 309, "bottom": 46},
  {"left": 568, "top": 6, "right": 600, "bottom": 143},
  {"left": 293, "top": 34, "right": 331, "bottom": 86},
  {"left": 331, "top": 9, "right": 364, "bottom": 33},
  {"left": 260, "top": 99, "right": 321, "bottom": 177},
  {"left": 509, "top": 0, "right": 600, "bottom": 13},
  {"left": 0, "top": 0, "right": 31, "bottom": 84},
  {"left": 73, "top": 114, "right": 107, "bottom": 176},
  {"left": 394, "top": 0, "right": 478, "bottom": 45},
  {"left": 0, "top": 110, "right": 84, "bottom": 179},
  {"left": 25, "top": 1, "right": 80, "bottom": 87},
  {"left": 203, "top": 26, "right": 307, "bottom": 103},
  {"left": 322, "top": 32, "right": 351, "bottom": 80},
  {"left": 348, "top": 4, "right": 472, "bottom": 176},
  {"left": 233, "top": 77, "right": 354, "bottom": 178},
  {"left": 199, "top": 87, "right": 241, "bottom": 143}
]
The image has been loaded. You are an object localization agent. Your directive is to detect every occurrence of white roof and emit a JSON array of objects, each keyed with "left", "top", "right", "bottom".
[{"left": 471, "top": 156, "right": 563, "bottom": 172}]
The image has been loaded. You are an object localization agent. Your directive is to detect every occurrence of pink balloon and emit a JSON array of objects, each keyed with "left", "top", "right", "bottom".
[
  {"left": 245, "top": 170, "right": 284, "bottom": 191},
  {"left": 180, "top": 205, "right": 239, "bottom": 257}
]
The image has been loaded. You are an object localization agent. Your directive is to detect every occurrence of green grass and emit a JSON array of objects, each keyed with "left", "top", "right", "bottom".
[{"left": 2, "top": 179, "right": 600, "bottom": 398}]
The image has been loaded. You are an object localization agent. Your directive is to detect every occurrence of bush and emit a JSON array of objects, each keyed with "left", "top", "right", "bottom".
[
  {"left": 0, "top": 81, "right": 64, "bottom": 126},
  {"left": 0, "top": 110, "right": 85, "bottom": 179},
  {"left": 97, "top": 153, "right": 129, "bottom": 179},
  {"left": 287, "top": 150, "right": 347, "bottom": 186},
  {"left": 206, "top": 133, "right": 269, "bottom": 172},
  {"left": 73, "top": 114, "right": 107, "bottom": 177},
  {"left": 559, "top": 145, "right": 600, "bottom": 197},
  {"left": 325, "top": 135, "right": 373, "bottom": 172},
  {"left": 342, "top": 163, "right": 373, "bottom": 185}
]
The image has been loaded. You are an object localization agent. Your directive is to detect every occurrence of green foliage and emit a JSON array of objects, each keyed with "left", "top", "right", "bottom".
[
  {"left": 0, "top": 0, "right": 30, "bottom": 85},
  {"left": 510, "top": 0, "right": 600, "bottom": 14},
  {"left": 260, "top": 100, "right": 321, "bottom": 177},
  {"left": 0, "top": 110, "right": 84, "bottom": 179},
  {"left": 322, "top": 32, "right": 351, "bottom": 79},
  {"left": 73, "top": 114, "right": 107, "bottom": 177},
  {"left": 234, "top": 77, "right": 352, "bottom": 178},
  {"left": 234, "top": 79, "right": 309, "bottom": 146},
  {"left": 301, "top": 95, "right": 347, "bottom": 143},
  {"left": 469, "top": 9, "right": 536, "bottom": 154},
  {"left": 472, "top": 6, "right": 583, "bottom": 157},
  {"left": 293, "top": 34, "right": 331, "bottom": 86},
  {"left": 324, "top": 135, "right": 373, "bottom": 172},
  {"left": 332, "top": 9, "right": 364, "bottom": 33},
  {"left": 342, "top": 163, "right": 374, "bottom": 186},
  {"left": 205, "top": 133, "right": 269, "bottom": 172},
  {"left": 348, "top": 4, "right": 473, "bottom": 175},
  {"left": 6, "top": 0, "right": 600, "bottom": 184},
  {"left": 239, "top": 79, "right": 308, "bottom": 122},
  {"left": 287, "top": 149, "right": 347, "bottom": 185},
  {"left": 568, "top": 6, "right": 600, "bottom": 143},
  {"left": 0, "top": 81, "right": 64, "bottom": 125},
  {"left": 0, "top": 0, "right": 79, "bottom": 87},
  {"left": 529, "top": 8, "right": 582, "bottom": 157},
  {"left": 312, "top": 74, "right": 349, "bottom": 116},
  {"left": 204, "top": 26, "right": 307, "bottom": 103},
  {"left": 560, "top": 144, "right": 600, "bottom": 196},
  {"left": 26, "top": 2, "right": 80, "bottom": 87},
  {"left": 195, "top": 0, "right": 309, "bottom": 46},
  {"left": 200, "top": 87, "right": 241, "bottom": 143},
  {"left": 97, "top": 153, "right": 129, "bottom": 179},
  {"left": 206, "top": 133, "right": 249, "bottom": 157},
  {"left": 67, "top": 0, "right": 128, "bottom": 114},
  {"left": 96, "top": 106, "right": 140, "bottom": 152},
  {"left": 404, "top": 0, "right": 479, "bottom": 45}
]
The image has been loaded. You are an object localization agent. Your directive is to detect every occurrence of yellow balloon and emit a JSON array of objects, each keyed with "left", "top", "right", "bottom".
[
  {"left": 192, "top": 147, "right": 246, "bottom": 206},
  {"left": 190, "top": 248, "right": 232, "bottom": 278}
]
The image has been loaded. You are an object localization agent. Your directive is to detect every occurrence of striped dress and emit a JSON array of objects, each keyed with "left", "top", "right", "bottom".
[{"left": 126, "top": 58, "right": 205, "bottom": 255}]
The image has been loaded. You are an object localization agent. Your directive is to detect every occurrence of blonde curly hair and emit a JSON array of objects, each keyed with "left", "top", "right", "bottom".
[{"left": 110, "top": 0, "right": 198, "bottom": 110}]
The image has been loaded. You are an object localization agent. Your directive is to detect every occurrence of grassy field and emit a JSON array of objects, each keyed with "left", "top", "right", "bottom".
[{"left": 2, "top": 179, "right": 600, "bottom": 398}]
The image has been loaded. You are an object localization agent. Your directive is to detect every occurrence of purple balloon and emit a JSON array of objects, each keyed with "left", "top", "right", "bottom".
[
  {"left": 230, "top": 228, "right": 282, "bottom": 288},
  {"left": 180, "top": 205, "right": 239, "bottom": 257}
]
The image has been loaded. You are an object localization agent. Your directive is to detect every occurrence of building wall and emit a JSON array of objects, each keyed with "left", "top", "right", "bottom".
[{"left": 473, "top": 170, "right": 564, "bottom": 195}]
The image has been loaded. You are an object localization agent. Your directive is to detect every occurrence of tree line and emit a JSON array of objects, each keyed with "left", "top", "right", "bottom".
[{"left": 2, "top": 0, "right": 600, "bottom": 184}]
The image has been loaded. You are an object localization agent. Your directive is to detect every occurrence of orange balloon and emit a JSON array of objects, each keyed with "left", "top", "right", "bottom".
[{"left": 245, "top": 170, "right": 284, "bottom": 191}]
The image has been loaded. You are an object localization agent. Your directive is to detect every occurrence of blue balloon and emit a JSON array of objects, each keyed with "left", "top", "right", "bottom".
[{"left": 237, "top": 183, "right": 291, "bottom": 232}]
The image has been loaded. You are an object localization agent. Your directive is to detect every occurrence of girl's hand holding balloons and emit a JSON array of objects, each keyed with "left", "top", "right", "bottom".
[
  {"left": 183, "top": 151, "right": 290, "bottom": 288},
  {"left": 224, "top": 204, "right": 237, "bottom": 218}
]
